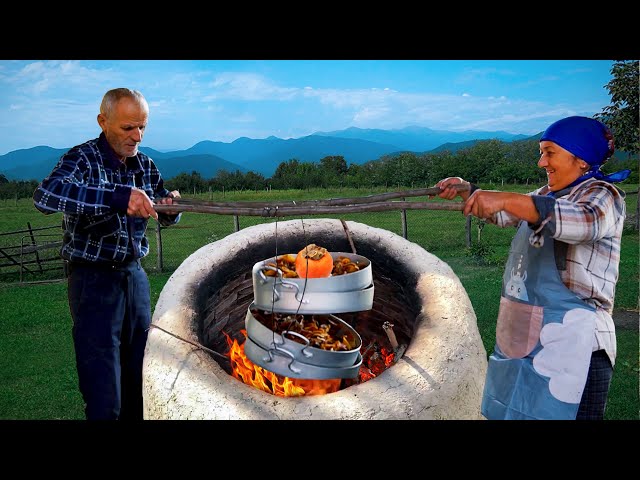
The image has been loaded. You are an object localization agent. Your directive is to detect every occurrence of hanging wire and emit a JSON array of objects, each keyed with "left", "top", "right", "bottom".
[{"left": 269, "top": 207, "right": 279, "bottom": 313}]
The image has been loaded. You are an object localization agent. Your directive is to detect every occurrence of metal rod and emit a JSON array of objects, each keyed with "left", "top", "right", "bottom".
[{"left": 148, "top": 324, "right": 230, "bottom": 361}]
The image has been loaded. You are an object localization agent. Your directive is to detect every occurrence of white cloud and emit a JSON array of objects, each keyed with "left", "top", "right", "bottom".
[
  {"left": 207, "top": 72, "right": 297, "bottom": 101},
  {"left": 533, "top": 309, "right": 597, "bottom": 404},
  {"left": 12, "top": 60, "right": 114, "bottom": 96}
]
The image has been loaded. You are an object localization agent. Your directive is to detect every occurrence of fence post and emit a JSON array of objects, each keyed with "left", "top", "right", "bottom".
[
  {"left": 27, "top": 222, "right": 43, "bottom": 274},
  {"left": 156, "top": 222, "right": 163, "bottom": 272},
  {"left": 400, "top": 197, "right": 407, "bottom": 239},
  {"left": 465, "top": 215, "right": 472, "bottom": 248},
  {"left": 233, "top": 215, "right": 240, "bottom": 232}
]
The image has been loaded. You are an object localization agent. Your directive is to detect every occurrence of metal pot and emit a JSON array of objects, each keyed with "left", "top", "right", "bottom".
[
  {"left": 245, "top": 303, "right": 362, "bottom": 369},
  {"left": 243, "top": 335, "right": 363, "bottom": 380},
  {"left": 252, "top": 252, "right": 374, "bottom": 314}
]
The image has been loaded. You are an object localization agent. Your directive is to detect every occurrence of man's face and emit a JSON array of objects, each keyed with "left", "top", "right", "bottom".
[{"left": 97, "top": 97, "right": 148, "bottom": 161}]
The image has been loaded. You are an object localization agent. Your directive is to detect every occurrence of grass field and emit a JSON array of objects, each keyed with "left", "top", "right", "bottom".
[{"left": 0, "top": 184, "right": 638, "bottom": 420}]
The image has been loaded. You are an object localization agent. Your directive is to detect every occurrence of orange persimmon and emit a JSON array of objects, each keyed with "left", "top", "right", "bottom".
[{"left": 295, "top": 244, "right": 333, "bottom": 278}]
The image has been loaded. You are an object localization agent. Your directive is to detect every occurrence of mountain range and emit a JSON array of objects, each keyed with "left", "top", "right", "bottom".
[{"left": 0, "top": 126, "right": 535, "bottom": 181}]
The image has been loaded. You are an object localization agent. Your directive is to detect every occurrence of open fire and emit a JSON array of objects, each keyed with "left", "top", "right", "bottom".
[{"left": 223, "top": 322, "right": 398, "bottom": 396}]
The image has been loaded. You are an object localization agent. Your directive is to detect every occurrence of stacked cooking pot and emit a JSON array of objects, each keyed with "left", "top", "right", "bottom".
[{"left": 244, "top": 252, "right": 374, "bottom": 379}]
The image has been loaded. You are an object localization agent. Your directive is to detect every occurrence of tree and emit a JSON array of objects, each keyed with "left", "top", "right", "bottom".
[{"left": 595, "top": 60, "right": 639, "bottom": 155}]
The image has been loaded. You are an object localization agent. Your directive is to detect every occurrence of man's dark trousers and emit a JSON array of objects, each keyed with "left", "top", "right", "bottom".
[{"left": 67, "top": 260, "right": 150, "bottom": 420}]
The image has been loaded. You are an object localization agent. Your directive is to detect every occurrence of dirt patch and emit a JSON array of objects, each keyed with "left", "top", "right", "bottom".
[{"left": 613, "top": 309, "right": 639, "bottom": 330}]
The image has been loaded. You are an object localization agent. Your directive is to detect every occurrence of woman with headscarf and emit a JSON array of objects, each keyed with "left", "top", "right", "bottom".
[{"left": 436, "top": 116, "right": 631, "bottom": 420}]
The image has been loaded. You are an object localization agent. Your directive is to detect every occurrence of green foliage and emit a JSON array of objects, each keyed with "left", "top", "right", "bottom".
[
  {"left": 595, "top": 60, "right": 639, "bottom": 155},
  {"left": 465, "top": 241, "right": 495, "bottom": 265},
  {"left": 0, "top": 179, "right": 39, "bottom": 200}
]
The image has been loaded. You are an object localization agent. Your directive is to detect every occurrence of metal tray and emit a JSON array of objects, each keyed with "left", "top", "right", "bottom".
[
  {"left": 243, "top": 335, "right": 363, "bottom": 380},
  {"left": 245, "top": 303, "right": 362, "bottom": 368},
  {"left": 252, "top": 252, "right": 374, "bottom": 314}
]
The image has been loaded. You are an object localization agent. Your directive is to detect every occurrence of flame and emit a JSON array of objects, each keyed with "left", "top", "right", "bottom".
[
  {"left": 224, "top": 330, "right": 341, "bottom": 396},
  {"left": 224, "top": 330, "right": 399, "bottom": 396}
]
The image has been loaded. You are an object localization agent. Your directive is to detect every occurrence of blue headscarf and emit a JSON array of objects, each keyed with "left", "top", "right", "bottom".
[{"left": 540, "top": 116, "right": 631, "bottom": 184}]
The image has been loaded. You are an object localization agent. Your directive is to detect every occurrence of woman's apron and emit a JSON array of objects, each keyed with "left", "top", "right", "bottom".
[{"left": 481, "top": 220, "right": 597, "bottom": 420}]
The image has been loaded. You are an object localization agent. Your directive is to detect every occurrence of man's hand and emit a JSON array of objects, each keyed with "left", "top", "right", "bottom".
[
  {"left": 154, "top": 190, "right": 181, "bottom": 215},
  {"left": 128, "top": 188, "right": 158, "bottom": 220}
]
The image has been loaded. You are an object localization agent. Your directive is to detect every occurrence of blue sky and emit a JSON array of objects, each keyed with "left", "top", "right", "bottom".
[{"left": 0, "top": 60, "right": 615, "bottom": 155}]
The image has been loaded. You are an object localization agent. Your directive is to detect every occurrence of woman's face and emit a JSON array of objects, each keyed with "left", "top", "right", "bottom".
[{"left": 538, "top": 141, "right": 588, "bottom": 191}]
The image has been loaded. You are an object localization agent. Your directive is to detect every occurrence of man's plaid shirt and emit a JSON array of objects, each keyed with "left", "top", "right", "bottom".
[{"left": 33, "top": 133, "right": 180, "bottom": 264}]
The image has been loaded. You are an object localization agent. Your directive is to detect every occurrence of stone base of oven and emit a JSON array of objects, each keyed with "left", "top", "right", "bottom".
[{"left": 143, "top": 219, "right": 488, "bottom": 420}]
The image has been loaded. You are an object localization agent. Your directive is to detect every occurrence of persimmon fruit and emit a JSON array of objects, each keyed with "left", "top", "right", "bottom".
[{"left": 295, "top": 244, "right": 333, "bottom": 278}]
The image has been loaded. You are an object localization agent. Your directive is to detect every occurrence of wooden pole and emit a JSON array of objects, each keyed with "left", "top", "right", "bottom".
[
  {"left": 400, "top": 197, "right": 408, "bottom": 239},
  {"left": 170, "top": 184, "right": 469, "bottom": 209},
  {"left": 156, "top": 222, "right": 163, "bottom": 272},
  {"left": 155, "top": 200, "right": 464, "bottom": 217}
]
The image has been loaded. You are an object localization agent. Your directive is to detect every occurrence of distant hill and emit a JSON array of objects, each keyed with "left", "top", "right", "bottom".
[
  {"left": 426, "top": 132, "right": 542, "bottom": 154},
  {"left": 313, "top": 125, "right": 528, "bottom": 152},
  {"left": 0, "top": 127, "right": 540, "bottom": 180},
  {"left": 0, "top": 146, "right": 246, "bottom": 181},
  {"left": 161, "top": 135, "right": 400, "bottom": 176},
  {"left": 153, "top": 154, "right": 246, "bottom": 179},
  {"left": 0, "top": 146, "right": 69, "bottom": 180}
]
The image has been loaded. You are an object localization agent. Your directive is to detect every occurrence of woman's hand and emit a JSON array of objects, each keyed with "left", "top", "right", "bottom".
[
  {"left": 434, "top": 177, "right": 471, "bottom": 201},
  {"left": 155, "top": 190, "right": 181, "bottom": 215}
]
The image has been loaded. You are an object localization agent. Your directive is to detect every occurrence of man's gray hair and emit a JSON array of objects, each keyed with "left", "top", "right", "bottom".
[{"left": 100, "top": 88, "right": 148, "bottom": 118}]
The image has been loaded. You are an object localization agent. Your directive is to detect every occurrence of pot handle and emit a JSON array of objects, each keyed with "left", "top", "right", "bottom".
[
  {"left": 276, "top": 331, "right": 313, "bottom": 358},
  {"left": 263, "top": 344, "right": 302, "bottom": 374},
  {"left": 258, "top": 266, "right": 310, "bottom": 305}
]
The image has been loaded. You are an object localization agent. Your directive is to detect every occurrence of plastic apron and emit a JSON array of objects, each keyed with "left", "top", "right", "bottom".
[{"left": 481, "top": 220, "right": 596, "bottom": 420}]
